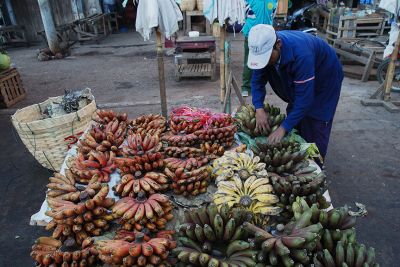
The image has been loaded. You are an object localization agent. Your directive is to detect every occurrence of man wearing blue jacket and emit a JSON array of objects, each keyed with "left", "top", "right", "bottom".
[{"left": 248, "top": 24, "right": 343, "bottom": 158}]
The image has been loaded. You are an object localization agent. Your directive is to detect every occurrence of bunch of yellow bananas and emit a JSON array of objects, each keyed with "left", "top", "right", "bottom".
[
  {"left": 213, "top": 175, "right": 281, "bottom": 216},
  {"left": 213, "top": 151, "right": 267, "bottom": 182}
]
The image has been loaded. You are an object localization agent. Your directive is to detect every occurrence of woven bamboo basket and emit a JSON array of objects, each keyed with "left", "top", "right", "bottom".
[
  {"left": 11, "top": 89, "right": 96, "bottom": 171},
  {"left": 196, "top": 0, "right": 203, "bottom": 11},
  {"left": 180, "top": 0, "right": 196, "bottom": 11}
]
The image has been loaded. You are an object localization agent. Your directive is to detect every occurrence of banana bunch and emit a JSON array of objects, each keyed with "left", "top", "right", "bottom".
[
  {"left": 92, "top": 109, "right": 128, "bottom": 125},
  {"left": 164, "top": 146, "right": 204, "bottom": 158},
  {"left": 270, "top": 172, "right": 329, "bottom": 220},
  {"left": 213, "top": 151, "right": 267, "bottom": 181},
  {"left": 214, "top": 175, "right": 281, "bottom": 219},
  {"left": 112, "top": 192, "right": 174, "bottom": 232},
  {"left": 46, "top": 171, "right": 101, "bottom": 202},
  {"left": 175, "top": 203, "right": 259, "bottom": 267},
  {"left": 45, "top": 185, "right": 114, "bottom": 245},
  {"left": 113, "top": 171, "right": 170, "bottom": 197},
  {"left": 68, "top": 151, "right": 117, "bottom": 183},
  {"left": 193, "top": 125, "right": 237, "bottom": 148},
  {"left": 129, "top": 114, "right": 167, "bottom": 137},
  {"left": 122, "top": 133, "right": 163, "bottom": 156},
  {"left": 200, "top": 142, "right": 225, "bottom": 157},
  {"left": 113, "top": 154, "right": 164, "bottom": 174},
  {"left": 161, "top": 132, "right": 199, "bottom": 147},
  {"left": 164, "top": 157, "right": 210, "bottom": 172},
  {"left": 30, "top": 237, "right": 98, "bottom": 267},
  {"left": 235, "top": 103, "right": 286, "bottom": 137},
  {"left": 244, "top": 211, "right": 324, "bottom": 266},
  {"left": 95, "top": 232, "right": 176, "bottom": 266},
  {"left": 78, "top": 120, "right": 128, "bottom": 157},
  {"left": 253, "top": 139, "right": 308, "bottom": 174},
  {"left": 165, "top": 165, "right": 212, "bottom": 196}
]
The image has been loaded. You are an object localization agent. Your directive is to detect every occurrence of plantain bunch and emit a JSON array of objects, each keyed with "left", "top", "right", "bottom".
[
  {"left": 45, "top": 185, "right": 114, "bottom": 245},
  {"left": 270, "top": 172, "right": 330, "bottom": 220},
  {"left": 175, "top": 203, "right": 260, "bottom": 267},
  {"left": 252, "top": 139, "right": 308, "bottom": 174},
  {"left": 235, "top": 103, "right": 286, "bottom": 137}
]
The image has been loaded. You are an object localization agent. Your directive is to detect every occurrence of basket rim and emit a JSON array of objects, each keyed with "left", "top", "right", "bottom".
[{"left": 11, "top": 89, "right": 96, "bottom": 126}]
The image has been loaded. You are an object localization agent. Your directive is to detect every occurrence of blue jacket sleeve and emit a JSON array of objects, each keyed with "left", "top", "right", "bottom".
[
  {"left": 251, "top": 68, "right": 268, "bottom": 109},
  {"left": 281, "top": 56, "right": 315, "bottom": 132}
]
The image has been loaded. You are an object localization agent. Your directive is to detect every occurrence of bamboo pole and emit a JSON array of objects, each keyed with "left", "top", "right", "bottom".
[
  {"left": 38, "top": 0, "right": 61, "bottom": 54},
  {"left": 219, "top": 26, "right": 226, "bottom": 102},
  {"left": 156, "top": 30, "right": 168, "bottom": 118},
  {"left": 383, "top": 33, "right": 400, "bottom": 101}
]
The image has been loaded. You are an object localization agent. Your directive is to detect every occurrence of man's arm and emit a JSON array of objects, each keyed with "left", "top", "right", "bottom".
[
  {"left": 251, "top": 67, "right": 268, "bottom": 109},
  {"left": 281, "top": 56, "right": 315, "bottom": 132}
]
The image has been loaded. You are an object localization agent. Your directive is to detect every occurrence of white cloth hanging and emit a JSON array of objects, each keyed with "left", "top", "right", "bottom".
[
  {"left": 135, "top": 0, "right": 183, "bottom": 41},
  {"left": 203, "top": 0, "right": 246, "bottom": 26}
]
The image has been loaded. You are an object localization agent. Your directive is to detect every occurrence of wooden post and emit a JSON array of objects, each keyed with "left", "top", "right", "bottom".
[
  {"left": 383, "top": 34, "right": 400, "bottom": 101},
  {"left": 38, "top": 0, "right": 61, "bottom": 54},
  {"left": 219, "top": 26, "right": 226, "bottom": 102},
  {"left": 156, "top": 30, "right": 168, "bottom": 118},
  {"left": 4, "top": 0, "right": 17, "bottom": 25}
]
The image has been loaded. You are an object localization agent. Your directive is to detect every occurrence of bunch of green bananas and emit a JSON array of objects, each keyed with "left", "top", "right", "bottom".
[
  {"left": 214, "top": 175, "right": 281, "bottom": 218},
  {"left": 244, "top": 208, "right": 324, "bottom": 266},
  {"left": 293, "top": 197, "right": 379, "bottom": 267},
  {"left": 235, "top": 103, "right": 286, "bottom": 137},
  {"left": 253, "top": 139, "right": 308, "bottom": 174},
  {"left": 271, "top": 172, "right": 330, "bottom": 220},
  {"left": 174, "top": 203, "right": 259, "bottom": 267},
  {"left": 212, "top": 151, "right": 267, "bottom": 181}
]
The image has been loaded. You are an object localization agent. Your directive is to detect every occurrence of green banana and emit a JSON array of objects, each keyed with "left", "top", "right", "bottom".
[
  {"left": 293, "top": 209, "right": 312, "bottom": 230},
  {"left": 230, "top": 256, "right": 257, "bottom": 267},
  {"left": 198, "top": 206, "right": 211, "bottom": 226},
  {"left": 281, "top": 236, "right": 306, "bottom": 249},
  {"left": 226, "top": 240, "right": 250, "bottom": 257},
  {"left": 178, "top": 237, "right": 202, "bottom": 252},
  {"left": 346, "top": 243, "right": 355, "bottom": 267},
  {"left": 195, "top": 224, "right": 206, "bottom": 243},
  {"left": 185, "top": 225, "right": 197, "bottom": 240},
  {"left": 199, "top": 253, "right": 211, "bottom": 266},
  {"left": 189, "top": 209, "right": 203, "bottom": 225},
  {"left": 269, "top": 250, "right": 278, "bottom": 266},
  {"left": 290, "top": 249, "right": 309, "bottom": 264},
  {"left": 328, "top": 210, "right": 341, "bottom": 229},
  {"left": 310, "top": 203, "right": 320, "bottom": 223},
  {"left": 365, "top": 247, "right": 375, "bottom": 264},
  {"left": 261, "top": 238, "right": 276, "bottom": 253},
  {"left": 220, "top": 203, "right": 230, "bottom": 222},
  {"left": 230, "top": 225, "right": 245, "bottom": 241},
  {"left": 322, "top": 229, "right": 334, "bottom": 253},
  {"left": 336, "top": 241, "right": 345, "bottom": 266},
  {"left": 178, "top": 250, "right": 191, "bottom": 262},
  {"left": 331, "top": 229, "right": 343, "bottom": 241},
  {"left": 207, "top": 257, "right": 220, "bottom": 267},
  {"left": 213, "top": 214, "right": 224, "bottom": 240},
  {"left": 323, "top": 249, "right": 336, "bottom": 267},
  {"left": 189, "top": 251, "right": 200, "bottom": 264},
  {"left": 223, "top": 218, "right": 236, "bottom": 241},
  {"left": 275, "top": 238, "right": 290, "bottom": 256},
  {"left": 282, "top": 255, "right": 295, "bottom": 267},
  {"left": 203, "top": 224, "right": 216, "bottom": 242},
  {"left": 207, "top": 204, "right": 218, "bottom": 228},
  {"left": 355, "top": 244, "right": 366, "bottom": 267},
  {"left": 230, "top": 249, "right": 258, "bottom": 259}
]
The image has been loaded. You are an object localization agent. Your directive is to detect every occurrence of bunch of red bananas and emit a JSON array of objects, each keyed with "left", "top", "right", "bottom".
[
  {"left": 68, "top": 151, "right": 116, "bottom": 183},
  {"left": 112, "top": 192, "right": 174, "bottom": 232},
  {"left": 95, "top": 232, "right": 176, "bottom": 266},
  {"left": 30, "top": 237, "right": 99, "bottom": 267},
  {"left": 113, "top": 171, "right": 170, "bottom": 197},
  {"left": 45, "top": 185, "right": 114, "bottom": 245},
  {"left": 92, "top": 109, "right": 128, "bottom": 125},
  {"left": 193, "top": 125, "right": 237, "bottom": 148},
  {"left": 129, "top": 114, "right": 167, "bottom": 137},
  {"left": 161, "top": 133, "right": 199, "bottom": 147},
  {"left": 165, "top": 165, "right": 211, "bottom": 197}
]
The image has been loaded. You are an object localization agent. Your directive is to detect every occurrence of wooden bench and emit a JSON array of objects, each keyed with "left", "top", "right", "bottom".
[
  {"left": 73, "top": 14, "right": 112, "bottom": 44},
  {"left": 0, "top": 25, "right": 28, "bottom": 47}
]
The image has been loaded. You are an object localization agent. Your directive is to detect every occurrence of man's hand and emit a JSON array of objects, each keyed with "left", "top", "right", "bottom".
[
  {"left": 268, "top": 126, "right": 286, "bottom": 144},
  {"left": 255, "top": 108, "right": 270, "bottom": 134}
]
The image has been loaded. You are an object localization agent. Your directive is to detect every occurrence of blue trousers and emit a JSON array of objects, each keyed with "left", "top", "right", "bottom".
[{"left": 295, "top": 117, "right": 333, "bottom": 159}]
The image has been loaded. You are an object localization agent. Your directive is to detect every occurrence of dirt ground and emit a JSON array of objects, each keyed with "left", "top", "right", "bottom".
[{"left": 0, "top": 32, "right": 399, "bottom": 266}]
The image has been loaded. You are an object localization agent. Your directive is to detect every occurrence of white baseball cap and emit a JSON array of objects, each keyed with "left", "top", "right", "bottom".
[{"left": 247, "top": 24, "right": 277, "bottom": 70}]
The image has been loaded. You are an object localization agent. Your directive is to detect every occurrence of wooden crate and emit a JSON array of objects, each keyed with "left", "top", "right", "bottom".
[
  {"left": 0, "top": 68, "right": 26, "bottom": 108},
  {"left": 327, "top": 12, "right": 385, "bottom": 44}
]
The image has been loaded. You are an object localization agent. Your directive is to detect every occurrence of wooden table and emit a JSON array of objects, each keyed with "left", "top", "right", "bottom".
[
  {"left": 73, "top": 14, "right": 112, "bottom": 44},
  {"left": 0, "top": 25, "right": 28, "bottom": 47},
  {"left": 174, "top": 36, "right": 216, "bottom": 81}
]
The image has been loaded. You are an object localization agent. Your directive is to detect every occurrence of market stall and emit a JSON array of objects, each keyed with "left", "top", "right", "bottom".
[{"left": 23, "top": 99, "right": 379, "bottom": 267}]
